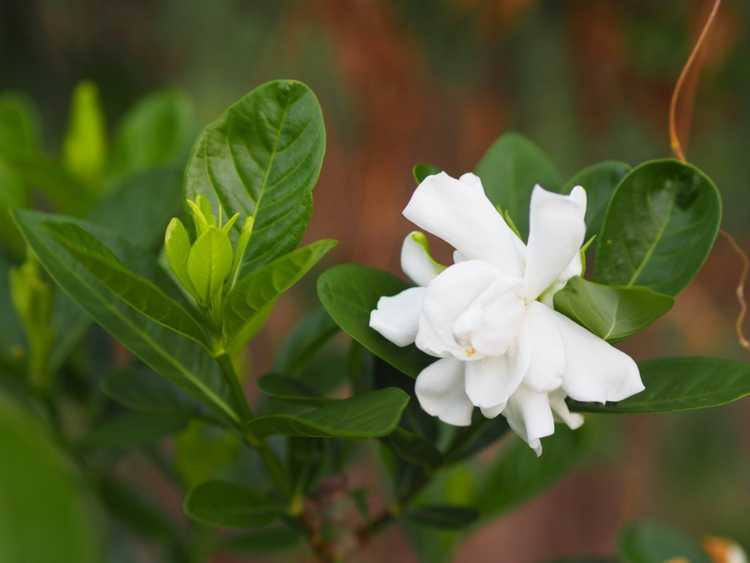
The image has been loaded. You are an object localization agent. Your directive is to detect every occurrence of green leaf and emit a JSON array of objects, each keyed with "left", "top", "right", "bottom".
[
  {"left": 109, "top": 89, "right": 195, "bottom": 182},
  {"left": 79, "top": 412, "right": 188, "bottom": 451},
  {"left": 223, "top": 527, "right": 302, "bottom": 554},
  {"left": 164, "top": 218, "right": 193, "bottom": 291},
  {"left": 404, "top": 504, "right": 479, "bottom": 530},
  {"left": 317, "top": 264, "right": 432, "bottom": 379},
  {"left": 183, "top": 481, "right": 284, "bottom": 529},
  {"left": 44, "top": 220, "right": 209, "bottom": 346},
  {"left": 413, "top": 163, "right": 442, "bottom": 183},
  {"left": 0, "top": 397, "right": 100, "bottom": 563},
  {"left": 618, "top": 521, "right": 710, "bottom": 563},
  {"left": 382, "top": 427, "right": 443, "bottom": 470},
  {"left": 0, "top": 92, "right": 40, "bottom": 158},
  {"left": 563, "top": 161, "right": 630, "bottom": 239},
  {"left": 442, "top": 415, "right": 510, "bottom": 465},
  {"left": 553, "top": 277, "right": 674, "bottom": 341},
  {"left": 14, "top": 210, "right": 240, "bottom": 425},
  {"left": 188, "top": 227, "right": 234, "bottom": 304},
  {"left": 0, "top": 160, "right": 27, "bottom": 254},
  {"left": 571, "top": 357, "right": 750, "bottom": 413},
  {"left": 475, "top": 132, "right": 563, "bottom": 238},
  {"left": 258, "top": 374, "right": 333, "bottom": 405},
  {"left": 475, "top": 425, "right": 593, "bottom": 520},
  {"left": 225, "top": 239, "right": 337, "bottom": 347},
  {"left": 101, "top": 367, "right": 205, "bottom": 416},
  {"left": 0, "top": 255, "right": 24, "bottom": 363},
  {"left": 246, "top": 388, "right": 409, "bottom": 439},
  {"left": 175, "top": 421, "right": 241, "bottom": 488},
  {"left": 63, "top": 81, "right": 107, "bottom": 187},
  {"left": 274, "top": 306, "right": 339, "bottom": 375},
  {"left": 185, "top": 79, "right": 326, "bottom": 272},
  {"left": 594, "top": 159, "right": 721, "bottom": 295}
]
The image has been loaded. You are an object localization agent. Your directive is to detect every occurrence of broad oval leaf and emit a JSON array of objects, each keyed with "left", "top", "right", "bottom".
[
  {"left": 225, "top": 239, "right": 337, "bottom": 348},
  {"left": 563, "top": 160, "right": 630, "bottom": 239},
  {"left": 317, "top": 264, "right": 432, "bottom": 379},
  {"left": 246, "top": 388, "right": 409, "bottom": 439},
  {"left": 184, "top": 481, "right": 284, "bottom": 529},
  {"left": 474, "top": 132, "right": 562, "bottom": 238},
  {"left": 185, "top": 79, "right": 325, "bottom": 272},
  {"left": 594, "top": 159, "right": 721, "bottom": 295},
  {"left": 553, "top": 277, "right": 673, "bottom": 341},
  {"left": 618, "top": 521, "right": 710, "bottom": 563},
  {"left": 14, "top": 209, "right": 240, "bottom": 425},
  {"left": 404, "top": 504, "right": 479, "bottom": 530},
  {"left": 273, "top": 306, "right": 339, "bottom": 375},
  {"left": 571, "top": 357, "right": 750, "bottom": 413}
]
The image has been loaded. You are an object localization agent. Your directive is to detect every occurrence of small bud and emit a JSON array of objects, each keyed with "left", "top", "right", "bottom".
[
  {"left": 187, "top": 227, "right": 234, "bottom": 306},
  {"left": 165, "top": 218, "right": 194, "bottom": 293}
]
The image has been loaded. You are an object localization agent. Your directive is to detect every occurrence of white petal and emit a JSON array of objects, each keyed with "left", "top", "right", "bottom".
[
  {"left": 504, "top": 385, "right": 555, "bottom": 457},
  {"left": 517, "top": 302, "right": 565, "bottom": 392},
  {"left": 481, "top": 404, "right": 505, "bottom": 419},
  {"left": 403, "top": 172, "right": 523, "bottom": 276},
  {"left": 464, "top": 354, "right": 524, "bottom": 409},
  {"left": 415, "top": 357, "right": 473, "bottom": 426},
  {"left": 418, "top": 260, "right": 498, "bottom": 359},
  {"left": 549, "top": 389, "right": 584, "bottom": 430},
  {"left": 523, "top": 185, "right": 586, "bottom": 300},
  {"left": 369, "top": 287, "right": 426, "bottom": 347},
  {"left": 553, "top": 310, "right": 645, "bottom": 403},
  {"left": 401, "top": 231, "right": 443, "bottom": 286}
]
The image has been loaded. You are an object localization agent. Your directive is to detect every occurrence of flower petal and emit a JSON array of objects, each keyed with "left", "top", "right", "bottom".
[
  {"left": 524, "top": 185, "right": 586, "bottom": 300},
  {"left": 415, "top": 357, "right": 473, "bottom": 426},
  {"left": 481, "top": 404, "right": 505, "bottom": 419},
  {"left": 369, "top": 287, "right": 426, "bottom": 347},
  {"left": 464, "top": 354, "right": 525, "bottom": 409},
  {"left": 403, "top": 172, "right": 523, "bottom": 276},
  {"left": 401, "top": 231, "right": 443, "bottom": 286},
  {"left": 553, "top": 309, "right": 645, "bottom": 403},
  {"left": 504, "top": 385, "right": 555, "bottom": 457},
  {"left": 549, "top": 389, "right": 584, "bottom": 430},
  {"left": 517, "top": 301, "right": 565, "bottom": 392}
]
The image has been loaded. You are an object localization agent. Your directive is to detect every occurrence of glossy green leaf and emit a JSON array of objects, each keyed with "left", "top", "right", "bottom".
[
  {"left": 571, "top": 357, "right": 750, "bottom": 413},
  {"left": 0, "top": 397, "right": 100, "bottom": 563},
  {"left": 63, "top": 81, "right": 106, "bottom": 186},
  {"left": 618, "top": 521, "right": 710, "bottom": 563},
  {"left": 475, "top": 425, "right": 593, "bottom": 520},
  {"left": 79, "top": 412, "right": 188, "bottom": 451},
  {"left": 14, "top": 210, "right": 240, "bottom": 425},
  {"left": 185, "top": 79, "right": 325, "bottom": 272},
  {"left": 553, "top": 277, "right": 674, "bottom": 341},
  {"left": 383, "top": 427, "right": 443, "bottom": 470},
  {"left": 317, "top": 264, "right": 432, "bottom": 379},
  {"left": 404, "top": 504, "right": 479, "bottom": 530},
  {"left": 475, "top": 132, "right": 562, "bottom": 238},
  {"left": 413, "top": 163, "right": 442, "bottom": 183},
  {"left": 246, "top": 388, "right": 409, "bottom": 439},
  {"left": 274, "top": 306, "right": 339, "bottom": 375},
  {"left": 594, "top": 159, "right": 721, "bottom": 295},
  {"left": 563, "top": 160, "right": 630, "bottom": 239},
  {"left": 110, "top": 90, "right": 195, "bottom": 182},
  {"left": 45, "top": 220, "right": 208, "bottom": 346},
  {"left": 187, "top": 227, "right": 234, "bottom": 304},
  {"left": 225, "top": 239, "right": 336, "bottom": 347},
  {"left": 183, "top": 481, "right": 284, "bottom": 529},
  {"left": 258, "top": 374, "right": 332, "bottom": 405}
]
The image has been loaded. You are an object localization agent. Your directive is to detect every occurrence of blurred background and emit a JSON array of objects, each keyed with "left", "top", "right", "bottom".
[{"left": 1, "top": 0, "right": 749, "bottom": 561}]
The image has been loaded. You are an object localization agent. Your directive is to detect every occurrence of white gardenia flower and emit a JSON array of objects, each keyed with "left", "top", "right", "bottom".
[{"left": 369, "top": 172, "right": 644, "bottom": 456}]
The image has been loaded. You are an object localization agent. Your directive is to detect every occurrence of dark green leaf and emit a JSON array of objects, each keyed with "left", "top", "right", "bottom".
[
  {"left": 563, "top": 160, "right": 630, "bottom": 239},
  {"left": 258, "top": 374, "right": 332, "bottom": 405},
  {"left": 413, "top": 163, "right": 442, "bottom": 183},
  {"left": 553, "top": 277, "right": 673, "bottom": 341},
  {"left": 101, "top": 367, "right": 205, "bottom": 416},
  {"left": 404, "top": 504, "right": 479, "bottom": 530},
  {"left": 475, "top": 132, "right": 562, "bottom": 238},
  {"left": 185, "top": 80, "right": 326, "bottom": 272},
  {"left": 246, "top": 388, "right": 409, "bottom": 439},
  {"left": 183, "top": 481, "right": 284, "bottom": 529},
  {"left": 317, "top": 264, "right": 432, "bottom": 379},
  {"left": 273, "top": 306, "right": 339, "bottom": 375},
  {"left": 475, "top": 425, "right": 593, "bottom": 519},
  {"left": 14, "top": 210, "right": 240, "bottom": 425},
  {"left": 618, "top": 521, "right": 710, "bottom": 563},
  {"left": 594, "top": 159, "right": 721, "bottom": 295},
  {"left": 442, "top": 415, "right": 510, "bottom": 465},
  {"left": 571, "top": 357, "right": 750, "bottom": 413},
  {"left": 383, "top": 427, "right": 443, "bottom": 470},
  {"left": 79, "top": 412, "right": 188, "bottom": 451}
]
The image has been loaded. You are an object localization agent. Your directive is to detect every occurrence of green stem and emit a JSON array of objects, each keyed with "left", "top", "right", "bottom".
[{"left": 215, "top": 352, "right": 253, "bottom": 421}]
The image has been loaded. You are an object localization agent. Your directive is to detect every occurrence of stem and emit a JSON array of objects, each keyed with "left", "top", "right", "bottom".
[{"left": 214, "top": 352, "right": 253, "bottom": 421}]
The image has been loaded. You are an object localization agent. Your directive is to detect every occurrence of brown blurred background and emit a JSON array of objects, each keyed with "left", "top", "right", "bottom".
[{"left": 2, "top": 0, "right": 749, "bottom": 561}]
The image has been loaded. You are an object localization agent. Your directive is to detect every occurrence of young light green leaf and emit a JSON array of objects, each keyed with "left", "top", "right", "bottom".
[
  {"left": 246, "top": 388, "right": 409, "bottom": 439},
  {"left": 273, "top": 306, "right": 339, "bottom": 375},
  {"left": 618, "top": 521, "right": 710, "bottom": 563},
  {"left": 553, "top": 277, "right": 674, "bottom": 341},
  {"left": 229, "top": 215, "right": 255, "bottom": 289},
  {"left": 185, "top": 80, "right": 325, "bottom": 273},
  {"left": 594, "top": 159, "right": 721, "bottom": 295},
  {"left": 403, "top": 505, "right": 479, "bottom": 530},
  {"left": 14, "top": 210, "right": 240, "bottom": 425},
  {"left": 165, "top": 218, "right": 193, "bottom": 292},
  {"left": 317, "top": 264, "right": 432, "bottom": 379},
  {"left": 475, "top": 132, "right": 563, "bottom": 238},
  {"left": 570, "top": 357, "right": 750, "bottom": 414},
  {"left": 413, "top": 163, "right": 442, "bottom": 183},
  {"left": 187, "top": 227, "right": 233, "bottom": 304},
  {"left": 224, "top": 239, "right": 337, "bottom": 348},
  {"left": 63, "top": 81, "right": 106, "bottom": 187},
  {"left": 183, "top": 481, "right": 284, "bottom": 529},
  {"left": 563, "top": 161, "right": 630, "bottom": 239}
]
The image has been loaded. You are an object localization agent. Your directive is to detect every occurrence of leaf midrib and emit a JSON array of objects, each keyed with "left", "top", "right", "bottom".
[{"left": 626, "top": 188, "right": 676, "bottom": 286}]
